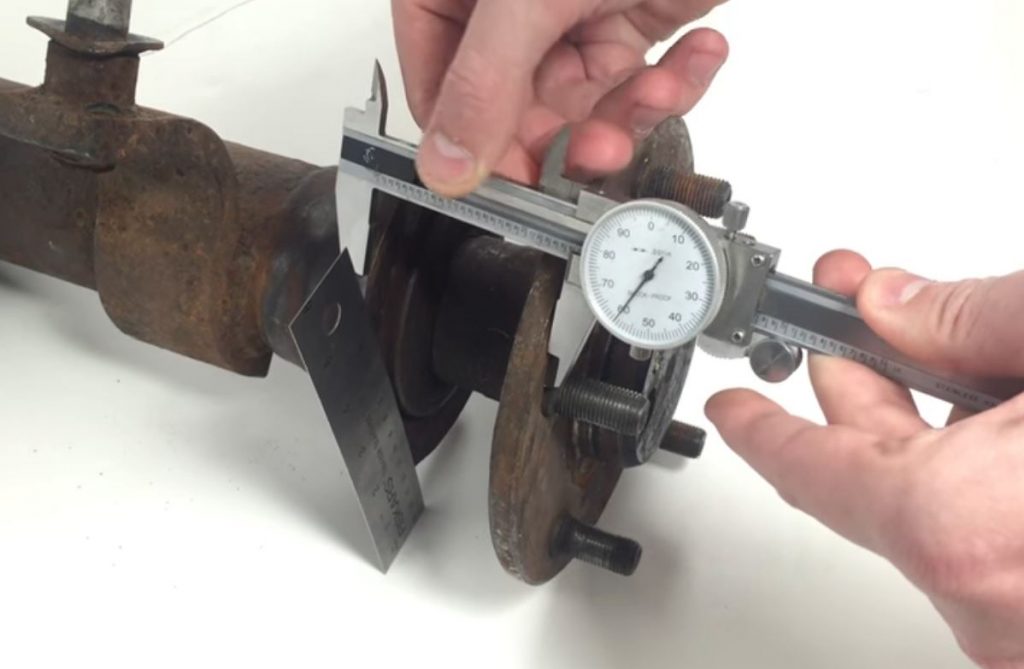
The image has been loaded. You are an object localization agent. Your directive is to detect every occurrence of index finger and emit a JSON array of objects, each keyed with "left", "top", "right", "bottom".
[
  {"left": 392, "top": 0, "right": 467, "bottom": 126},
  {"left": 706, "top": 388, "right": 897, "bottom": 552},
  {"left": 414, "top": 0, "right": 582, "bottom": 196}
]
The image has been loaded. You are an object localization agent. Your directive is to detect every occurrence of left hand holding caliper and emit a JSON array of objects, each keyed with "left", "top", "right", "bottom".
[{"left": 707, "top": 250, "right": 1024, "bottom": 669}]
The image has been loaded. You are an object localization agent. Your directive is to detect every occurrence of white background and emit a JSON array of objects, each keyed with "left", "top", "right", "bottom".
[{"left": 1, "top": 1, "right": 1022, "bottom": 667}]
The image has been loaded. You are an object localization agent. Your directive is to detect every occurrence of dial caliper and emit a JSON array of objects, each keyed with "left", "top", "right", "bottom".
[{"left": 338, "top": 64, "right": 1015, "bottom": 417}]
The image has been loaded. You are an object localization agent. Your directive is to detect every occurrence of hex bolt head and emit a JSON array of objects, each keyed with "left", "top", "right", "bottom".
[
  {"left": 659, "top": 421, "right": 707, "bottom": 459},
  {"left": 543, "top": 379, "right": 651, "bottom": 437},
  {"left": 554, "top": 516, "right": 642, "bottom": 576}
]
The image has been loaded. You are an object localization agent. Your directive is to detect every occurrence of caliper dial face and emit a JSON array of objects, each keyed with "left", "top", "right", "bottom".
[{"left": 581, "top": 201, "right": 724, "bottom": 350}]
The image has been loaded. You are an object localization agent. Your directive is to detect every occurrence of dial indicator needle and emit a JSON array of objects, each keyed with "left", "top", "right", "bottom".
[{"left": 616, "top": 256, "right": 664, "bottom": 321}]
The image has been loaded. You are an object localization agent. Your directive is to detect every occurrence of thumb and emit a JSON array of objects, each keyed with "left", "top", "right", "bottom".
[
  {"left": 416, "top": 0, "right": 579, "bottom": 197},
  {"left": 858, "top": 269, "right": 1024, "bottom": 377}
]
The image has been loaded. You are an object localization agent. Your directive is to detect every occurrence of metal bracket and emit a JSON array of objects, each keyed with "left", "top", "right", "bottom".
[{"left": 699, "top": 233, "right": 781, "bottom": 359}]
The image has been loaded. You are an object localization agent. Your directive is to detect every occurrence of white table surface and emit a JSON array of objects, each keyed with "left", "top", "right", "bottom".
[{"left": 2, "top": 1, "right": 1022, "bottom": 667}]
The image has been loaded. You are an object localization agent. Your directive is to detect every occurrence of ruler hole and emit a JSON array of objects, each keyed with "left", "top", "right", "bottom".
[{"left": 322, "top": 302, "right": 343, "bottom": 337}]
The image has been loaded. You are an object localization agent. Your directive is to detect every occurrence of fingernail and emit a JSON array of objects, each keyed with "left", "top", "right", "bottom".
[
  {"left": 631, "top": 106, "right": 666, "bottom": 138},
  {"left": 687, "top": 51, "right": 725, "bottom": 87},
  {"left": 418, "top": 130, "right": 478, "bottom": 190},
  {"left": 878, "top": 272, "right": 932, "bottom": 307}
]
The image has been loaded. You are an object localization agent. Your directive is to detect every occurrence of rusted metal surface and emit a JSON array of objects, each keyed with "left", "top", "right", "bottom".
[
  {"left": 41, "top": 42, "right": 140, "bottom": 107},
  {"left": 257, "top": 160, "right": 340, "bottom": 367},
  {"left": 0, "top": 20, "right": 338, "bottom": 375},
  {"left": 2, "top": 4, "right": 710, "bottom": 582},
  {"left": 0, "top": 71, "right": 106, "bottom": 287},
  {"left": 574, "top": 334, "right": 695, "bottom": 467},
  {"left": 489, "top": 255, "right": 630, "bottom": 584},
  {"left": 364, "top": 201, "right": 474, "bottom": 463},
  {"left": 94, "top": 114, "right": 264, "bottom": 374},
  {"left": 0, "top": 78, "right": 27, "bottom": 94},
  {"left": 602, "top": 117, "right": 695, "bottom": 201},
  {"left": 0, "top": 7, "right": 468, "bottom": 460},
  {"left": 433, "top": 235, "right": 552, "bottom": 401},
  {"left": 634, "top": 168, "right": 732, "bottom": 219},
  {"left": 488, "top": 120, "right": 701, "bottom": 583},
  {"left": 27, "top": 9, "right": 163, "bottom": 57}
]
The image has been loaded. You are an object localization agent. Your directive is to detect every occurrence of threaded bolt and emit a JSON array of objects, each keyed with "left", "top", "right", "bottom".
[
  {"left": 554, "top": 517, "right": 642, "bottom": 576},
  {"left": 543, "top": 379, "right": 651, "bottom": 437},
  {"left": 634, "top": 166, "right": 733, "bottom": 219},
  {"left": 660, "top": 421, "right": 706, "bottom": 459},
  {"left": 66, "top": 0, "right": 132, "bottom": 36}
]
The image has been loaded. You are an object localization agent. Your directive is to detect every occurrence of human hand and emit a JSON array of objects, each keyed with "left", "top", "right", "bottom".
[
  {"left": 391, "top": 0, "right": 728, "bottom": 196},
  {"left": 706, "top": 250, "right": 1024, "bottom": 669}
]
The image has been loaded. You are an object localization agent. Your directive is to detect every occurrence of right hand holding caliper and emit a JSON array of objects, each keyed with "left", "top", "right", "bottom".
[{"left": 708, "top": 250, "right": 1024, "bottom": 669}]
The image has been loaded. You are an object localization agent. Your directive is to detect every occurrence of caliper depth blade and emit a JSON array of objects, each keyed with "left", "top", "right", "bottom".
[
  {"left": 754, "top": 274, "right": 1019, "bottom": 413},
  {"left": 290, "top": 251, "right": 424, "bottom": 572}
]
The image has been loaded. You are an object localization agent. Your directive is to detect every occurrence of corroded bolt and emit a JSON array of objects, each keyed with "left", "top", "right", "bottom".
[
  {"left": 543, "top": 379, "right": 650, "bottom": 437},
  {"left": 660, "top": 421, "right": 706, "bottom": 459},
  {"left": 634, "top": 166, "right": 733, "bottom": 219},
  {"left": 554, "top": 517, "right": 642, "bottom": 576},
  {"left": 66, "top": 0, "right": 132, "bottom": 36}
]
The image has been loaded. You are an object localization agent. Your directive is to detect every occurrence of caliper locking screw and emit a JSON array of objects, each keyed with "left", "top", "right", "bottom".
[
  {"left": 543, "top": 379, "right": 651, "bottom": 437},
  {"left": 749, "top": 338, "right": 804, "bottom": 383},
  {"left": 660, "top": 421, "right": 707, "bottom": 459},
  {"left": 554, "top": 517, "right": 643, "bottom": 576},
  {"left": 633, "top": 166, "right": 733, "bottom": 219}
]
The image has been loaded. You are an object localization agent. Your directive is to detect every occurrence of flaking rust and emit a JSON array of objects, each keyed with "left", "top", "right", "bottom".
[{"left": 0, "top": 2, "right": 712, "bottom": 582}]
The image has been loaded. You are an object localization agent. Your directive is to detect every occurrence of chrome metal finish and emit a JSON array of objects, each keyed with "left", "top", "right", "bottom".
[
  {"left": 749, "top": 337, "right": 803, "bottom": 383},
  {"left": 337, "top": 62, "right": 388, "bottom": 274},
  {"left": 539, "top": 128, "right": 582, "bottom": 202},
  {"left": 753, "top": 274, "right": 1014, "bottom": 412},
  {"left": 723, "top": 200, "right": 750, "bottom": 235},
  {"left": 700, "top": 223, "right": 779, "bottom": 359},
  {"left": 290, "top": 251, "right": 424, "bottom": 572}
]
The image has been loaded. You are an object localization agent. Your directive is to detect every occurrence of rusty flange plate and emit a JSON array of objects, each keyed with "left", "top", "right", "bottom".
[
  {"left": 489, "top": 118, "right": 699, "bottom": 583},
  {"left": 489, "top": 254, "right": 627, "bottom": 584}
]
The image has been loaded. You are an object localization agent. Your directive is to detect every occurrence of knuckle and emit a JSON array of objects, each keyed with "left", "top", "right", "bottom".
[
  {"left": 930, "top": 279, "right": 986, "bottom": 350},
  {"left": 440, "top": 51, "right": 505, "bottom": 121}
]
